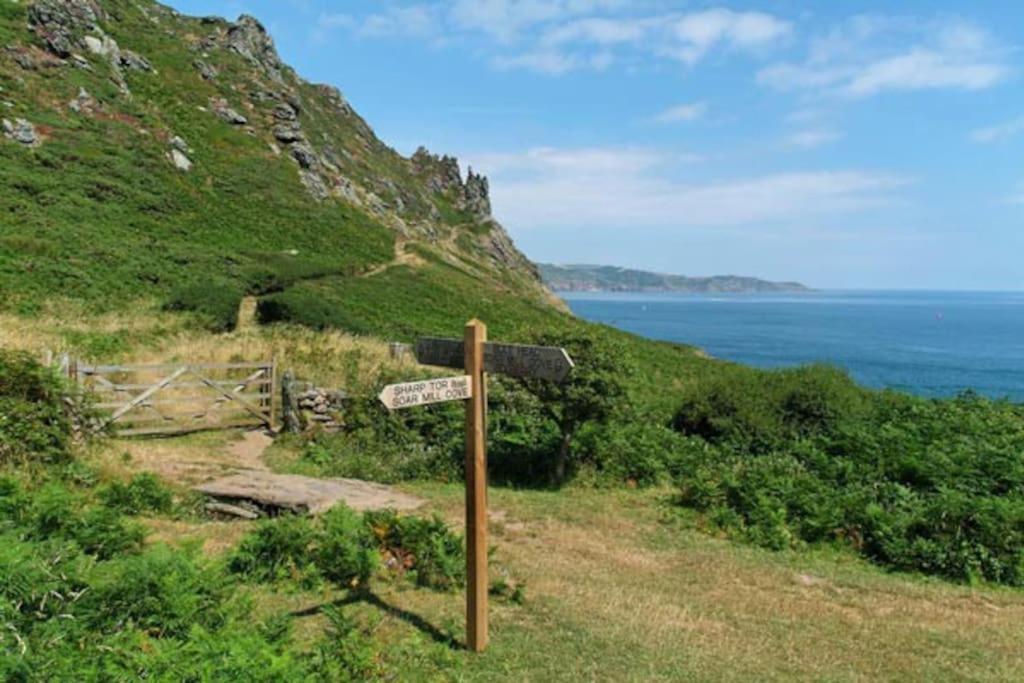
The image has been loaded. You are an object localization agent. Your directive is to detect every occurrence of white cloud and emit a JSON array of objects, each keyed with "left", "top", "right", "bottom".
[
  {"left": 317, "top": 6, "right": 439, "bottom": 39},
  {"left": 466, "top": 146, "right": 911, "bottom": 230},
  {"left": 665, "top": 9, "right": 792, "bottom": 65},
  {"left": 652, "top": 102, "right": 707, "bottom": 124},
  {"left": 787, "top": 128, "right": 841, "bottom": 148},
  {"left": 319, "top": 3, "right": 791, "bottom": 75},
  {"left": 971, "top": 116, "right": 1024, "bottom": 144},
  {"left": 759, "top": 17, "right": 1009, "bottom": 98}
]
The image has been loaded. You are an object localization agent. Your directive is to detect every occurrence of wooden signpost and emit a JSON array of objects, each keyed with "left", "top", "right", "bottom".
[{"left": 379, "top": 320, "right": 574, "bottom": 652}]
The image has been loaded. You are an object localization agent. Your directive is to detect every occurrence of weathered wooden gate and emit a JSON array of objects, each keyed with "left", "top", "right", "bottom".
[{"left": 72, "top": 361, "right": 276, "bottom": 437}]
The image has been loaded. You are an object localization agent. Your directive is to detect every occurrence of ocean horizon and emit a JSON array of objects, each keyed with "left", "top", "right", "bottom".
[{"left": 561, "top": 289, "right": 1024, "bottom": 401}]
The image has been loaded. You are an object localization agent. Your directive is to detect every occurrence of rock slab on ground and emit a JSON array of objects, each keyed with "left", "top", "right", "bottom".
[{"left": 193, "top": 471, "right": 424, "bottom": 515}]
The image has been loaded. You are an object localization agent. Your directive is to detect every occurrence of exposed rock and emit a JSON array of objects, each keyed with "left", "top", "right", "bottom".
[
  {"left": 225, "top": 14, "right": 283, "bottom": 82},
  {"left": 272, "top": 123, "right": 302, "bottom": 143},
  {"left": 168, "top": 148, "right": 192, "bottom": 171},
  {"left": 412, "top": 146, "right": 462, "bottom": 195},
  {"left": 194, "top": 471, "right": 424, "bottom": 515},
  {"left": 2, "top": 118, "right": 38, "bottom": 146},
  {"left": 27, "top": 0, "right": 103, "bottom": 58},
  {"left": 272, "top": 103, "right": 296, "bottom": 122},
  {"left": 299, "top": 169, "right": 329, "bottom": 200},
  {"left": 120, "top": 49, "right": 152, "bottom": 72},
  {"left": 210, "top": 97, "right": 247, "bottom": 125},
  {"left": 193, "top": 59, "right": 217, "bottom": 80},
  {"left": 334, "top": 175, "right": 359, "bottom": 204},
  {"left": 169, "top": 135, "right": 191, "bottom": 153},
  {"left": 67, "top": 86, "right": 95, "bottom": 113},
  {"left": 315, "top": 84, "right": 352, "bottom": 116},
  {"left": 465, "top": 168, "right": 492, "bottom": 217},
  {"left": 12, "top": 50, "right": 39, "bottom": 71},
  {"left": 83, "top": 33, "right": 119, "bottom": 59},
  {"left": 290, "top": 142, "right": 317, "bottom": 170}
]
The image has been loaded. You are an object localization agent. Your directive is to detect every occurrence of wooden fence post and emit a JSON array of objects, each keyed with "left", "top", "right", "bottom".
[{"left": 464, "top": 319, "right": 488, "bottom": 652}]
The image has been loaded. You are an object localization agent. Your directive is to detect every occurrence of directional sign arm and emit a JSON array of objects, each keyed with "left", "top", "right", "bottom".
[{"left": 415, "top": 338, "right": 575, "bottom": 383}]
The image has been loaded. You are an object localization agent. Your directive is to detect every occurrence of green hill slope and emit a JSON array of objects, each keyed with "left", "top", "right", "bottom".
[{"left": 0, "top": 0, "right": 559, "bottom": 333}]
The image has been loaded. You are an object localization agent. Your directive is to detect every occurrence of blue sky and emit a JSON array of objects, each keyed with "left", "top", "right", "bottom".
[{"left": 167, "top": 1, "right": 1024, "bottom": 290}]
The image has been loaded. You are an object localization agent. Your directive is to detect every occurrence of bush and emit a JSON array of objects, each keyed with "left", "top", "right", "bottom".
[
  {"left": 99, "top": 473, "right": 174, "bottom": 515},
  {"left": 228, "top": 515, "right": 318, "bottom": 583},
  {"left": 673, "top": 364, "right": 868, "bottom": 454},
  {"left": 365, "top": 509, "right": 464, "bottom": 590},
  {"left": 673, "top": 387, "right": 1024, "bottom": 586},
  {"left": 316, "top": 506, "right": 378, "bottom": 588},
  {"left": 164, "top": 280, "right": 245, "bottom": 332},
  {"left": 0, "top": 350, "right": 73, "bottom": 466}
]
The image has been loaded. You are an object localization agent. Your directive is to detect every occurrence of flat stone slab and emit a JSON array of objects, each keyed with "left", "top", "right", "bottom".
[{"left": 193, "top": 471, "right": 424, "bottom": 515}]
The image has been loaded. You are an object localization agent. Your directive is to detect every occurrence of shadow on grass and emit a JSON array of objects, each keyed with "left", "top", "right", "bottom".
[{"left": 291, "top": 589, "right": 463, "bottom": 650}]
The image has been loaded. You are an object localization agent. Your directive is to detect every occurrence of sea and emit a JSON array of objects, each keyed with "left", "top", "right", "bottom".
[{"left": 561, "top": 290, "right": 1024, "bottom": 401}]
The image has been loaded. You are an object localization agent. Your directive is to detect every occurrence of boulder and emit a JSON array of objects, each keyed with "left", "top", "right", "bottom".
[
  {"left": 290, "top": 142, "right": 318, "bottom": 169},
  {"left": 226, "top": 14, "right": 283, "bottom": 81},
  {"left": 169, "top": 135, "right": 191, "bottom": 153}
]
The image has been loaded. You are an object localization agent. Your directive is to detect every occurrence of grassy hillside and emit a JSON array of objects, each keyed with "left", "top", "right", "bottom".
[{"left": 0, "top": 0, "right": 552, "bottom": 325}]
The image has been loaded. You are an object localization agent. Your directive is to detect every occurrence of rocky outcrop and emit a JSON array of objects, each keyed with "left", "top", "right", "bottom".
[
  {"left": 464, "top": 169, "right": 491, "bottom": 217},
  {"left": 27, "top": 0, "right": 103, "bottom": 58},
  {"left": 167, "top": 135, "right": 193, "bottom": 171},
  {"left": 412, "top": 147, "right": 463, "bottom": 195},
  {"left": 225, "top": 15, "right": 284, "bottom": 83}
]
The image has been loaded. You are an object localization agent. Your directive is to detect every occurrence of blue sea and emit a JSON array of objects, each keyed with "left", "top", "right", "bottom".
[{"left": 561, "top": 290, "right": 1024, "bottom": 401}]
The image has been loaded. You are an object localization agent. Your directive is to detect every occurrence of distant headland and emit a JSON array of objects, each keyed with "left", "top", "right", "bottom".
[{"left": 538, "top": 263, "right": 812, "bottom": 294}]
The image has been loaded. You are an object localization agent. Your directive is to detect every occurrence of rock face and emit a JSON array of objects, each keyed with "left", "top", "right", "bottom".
[{"left": 465, "top": 169, "right": 491, "bottom": 217}]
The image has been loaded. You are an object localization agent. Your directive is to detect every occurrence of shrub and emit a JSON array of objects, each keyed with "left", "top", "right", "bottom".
[
  {"left": 228, "top": 515, "right": 318, "bottom": 583},
  {"left": 315, "top": 506, "right": 378, "bottom": 588},
  {"left": 365, "top": 509, "right": 465, "bottom": 590},
  {"left": 164, "top": 280, "right": 245, "bottom": 332},
  {"left": 0, "top": 350, "right": 72, "bottom": 466},
  {"left": 673, "top": 387, "right": 1024, "bottom": 586},
  {"left": 83, "top": 546, "right": 230, "bottom": 638},
  {"left": 99, "top": 473, "right": 174, "bottom": 515}
]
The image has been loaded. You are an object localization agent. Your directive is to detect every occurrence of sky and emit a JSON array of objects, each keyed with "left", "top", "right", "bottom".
[{"left": 166, "top": 0, "right": 1024, "bottom": 290}]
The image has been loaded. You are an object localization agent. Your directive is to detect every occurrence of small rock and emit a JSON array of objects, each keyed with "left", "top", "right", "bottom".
[
  {"left": 273, "top": 123, "right": 302, "bottom": 143},
  {"left": 273, "top": 103, "right": 296, "bottom": 121},
  {"left": 68, "top": 87, "right": 94, "bottom": 113},
  {"left": 290, "top": 142, "right": 317, "bottom": 169},
  {"left": 210, "top": 98, "right": 247, "bottom": 125},
  {"left": 3, "top": 118, "right": 38, "bottom": 146},
  {"left": 84, "top": 34, "right": 119, "bottom": 59},
  {"left": 169, "top": 134, "right": 190, "bottom": 153},
  {"left": 194, "top": 59, "right": 217, "bottom": 80},
  {"left": 120, "top": 50, "right": 152, "bottom": 72},
  {"left": 168, "top": 148, "right": 192, "bottom": 171}
]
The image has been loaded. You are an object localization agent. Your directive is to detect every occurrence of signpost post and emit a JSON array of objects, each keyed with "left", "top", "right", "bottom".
[{"left": 378, "top": 319, "right": 574, "bottom": 652}]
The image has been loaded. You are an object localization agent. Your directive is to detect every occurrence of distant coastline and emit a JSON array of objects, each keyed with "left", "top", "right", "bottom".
[{"left": 539, "top": 263, "right": 812, "bottom": 294}]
